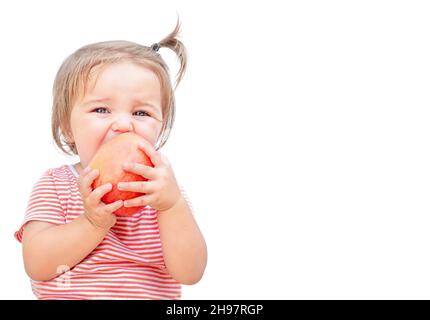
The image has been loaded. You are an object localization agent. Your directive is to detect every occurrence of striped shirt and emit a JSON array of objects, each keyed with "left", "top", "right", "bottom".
[{"left": 14, "top": 164, "right": 189, "bottom": 300}]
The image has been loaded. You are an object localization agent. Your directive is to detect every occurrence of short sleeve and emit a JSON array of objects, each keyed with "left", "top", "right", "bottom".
[
  {"left": 178, "top": 184, "right": 195, "bottom": 215},
  {"left": 14, "top": 169, "right": 66, "bottom": 243}
]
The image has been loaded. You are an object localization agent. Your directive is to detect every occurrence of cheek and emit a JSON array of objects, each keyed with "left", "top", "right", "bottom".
[
  {"left": 72, "top": 109, "right": 107, "bottom": 128},
  {"left": 70, "top": 114, "right": 106, "bottom": 159},
  {"left": 136, "top": 119, "right": 163, "bottom": 145}
]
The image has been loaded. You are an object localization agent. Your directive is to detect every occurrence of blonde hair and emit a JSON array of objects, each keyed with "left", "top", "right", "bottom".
[{"left": 52, "top": 19, "right": 187, "bottom": 155}]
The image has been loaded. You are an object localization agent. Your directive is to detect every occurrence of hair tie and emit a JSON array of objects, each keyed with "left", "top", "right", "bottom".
[{"left": 151, "top": 43, "right": 160, "bottom": 52}]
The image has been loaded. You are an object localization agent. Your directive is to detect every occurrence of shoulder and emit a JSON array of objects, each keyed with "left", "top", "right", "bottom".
[
  {"left": 50, "top": 165, "right": 76, "bottom": 181},
  {"left": 30, "top": 165, "right": 78, "bottom": 202},
  {"left": 177, "top": 184, "right": 195, "bottom": 214},
  {"left": 36, "top": 165, "right": 76, "bottom": 186},
  {"left": 28, "top": 164, "right": 77, "bottom": 203}
]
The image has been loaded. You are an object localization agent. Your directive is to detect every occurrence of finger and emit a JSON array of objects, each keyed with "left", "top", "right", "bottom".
[
  {"left": 80, "top": 169, "right": 99, "bottom": 198},
  {"left": 117, "top": 181, "right": 154, "bottom": 193},
  {"left": 138, "top": 139, "right": 162, "bottom": 167},
  {"left": 87, "top": 183, "right": 112, "bottom": 206},
  {"left": 122, "top": 162, "right": 157, "bottom": 180},
  {"left": 123, "top": 194, "right": 152, "bottom": 208},
  {"left": 159, "top": 153, "right": 171, "bottom": 167},
  {"left": 81, "top": 166, "right": 92, "bottom": 176},
  {"left": 104, "top": 199, "right": 123, "bottom": 213}
]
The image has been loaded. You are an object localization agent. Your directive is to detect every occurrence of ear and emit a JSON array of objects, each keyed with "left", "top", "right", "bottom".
[{"left": 61, "top": 123, "right": 74, "bottom": 144}]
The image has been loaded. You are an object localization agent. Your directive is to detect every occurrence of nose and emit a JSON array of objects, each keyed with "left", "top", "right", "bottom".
[{"left": 111, "top": 115, "right": 133, "bottom": 133}]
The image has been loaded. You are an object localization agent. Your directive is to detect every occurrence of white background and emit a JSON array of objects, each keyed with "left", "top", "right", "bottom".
[{"left": 1, "top": 0, "right": 429, "bottom": 299}]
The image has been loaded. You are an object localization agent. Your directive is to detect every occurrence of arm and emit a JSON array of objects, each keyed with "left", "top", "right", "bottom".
[
  {"left": 157, "top": 195, "right": 207, "bottom": 285},
  {"left": 22, "top": 217, "right": 108, "bottom": 281},
  {"left": 22, "top": 167, "right": 122, "bottom": 281},
  {"left": 118, "top": 139, "right": 207, "bottom": 285}
]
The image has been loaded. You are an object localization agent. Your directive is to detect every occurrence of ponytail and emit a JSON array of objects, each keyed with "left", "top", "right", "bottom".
[{"left": 156, "top": 18, "right": 188, "bottom": 90}]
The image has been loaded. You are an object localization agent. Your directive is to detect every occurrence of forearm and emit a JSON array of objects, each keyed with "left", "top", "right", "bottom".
[
  {"left": 157, "top": 195, "right": 207, "bottom": 285},
  {"left": 23, "top": 215, "right": 107, "bottom": 281}
]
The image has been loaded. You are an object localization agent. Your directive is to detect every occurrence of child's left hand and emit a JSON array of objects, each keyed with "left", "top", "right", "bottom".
[{"left": 117, "top": 139, "right": 182, "bottom": 213}]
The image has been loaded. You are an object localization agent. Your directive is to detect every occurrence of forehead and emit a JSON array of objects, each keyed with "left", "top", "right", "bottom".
[{"left": 86, "top": 61, "right": 161, "bottom": 98}]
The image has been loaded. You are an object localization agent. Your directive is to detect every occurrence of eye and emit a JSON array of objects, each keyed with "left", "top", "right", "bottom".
[
  {"left": 91, "top": 107, "right": 110, "bottom": 114},
  {"left": 133, "top": 110, "right": 151, "bottom": 117}
]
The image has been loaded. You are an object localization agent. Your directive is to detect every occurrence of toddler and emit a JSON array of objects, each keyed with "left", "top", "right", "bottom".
[{"left": 14, "top": 20, "right": 207, "bottom": 300}]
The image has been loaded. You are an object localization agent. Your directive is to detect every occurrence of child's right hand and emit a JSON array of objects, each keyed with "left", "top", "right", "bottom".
[{"left": 78, "top": 167, "right": 123, "bottom": 231}]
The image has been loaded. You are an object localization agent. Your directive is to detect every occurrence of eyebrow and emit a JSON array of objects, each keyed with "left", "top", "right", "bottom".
[
  {"left": 83, "top": 98, "right": 111, "bottom": 105},
  {"left": 83, "top": 97, "right": 160, "bottom": 113}
]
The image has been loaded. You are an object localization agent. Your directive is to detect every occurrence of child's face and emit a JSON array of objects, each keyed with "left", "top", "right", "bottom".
[{"left": 69, "top": 61, "right": 163, "bottom": 168}]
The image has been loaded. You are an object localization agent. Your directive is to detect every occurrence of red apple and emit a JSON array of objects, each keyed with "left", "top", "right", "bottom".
[{"left": 88, "top": 132, "right": 154, "bottom": 217}]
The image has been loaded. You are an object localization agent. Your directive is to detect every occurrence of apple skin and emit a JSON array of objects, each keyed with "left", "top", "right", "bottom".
[{"left": 88, "top": 132, "right": 154, "bottom": 217}]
